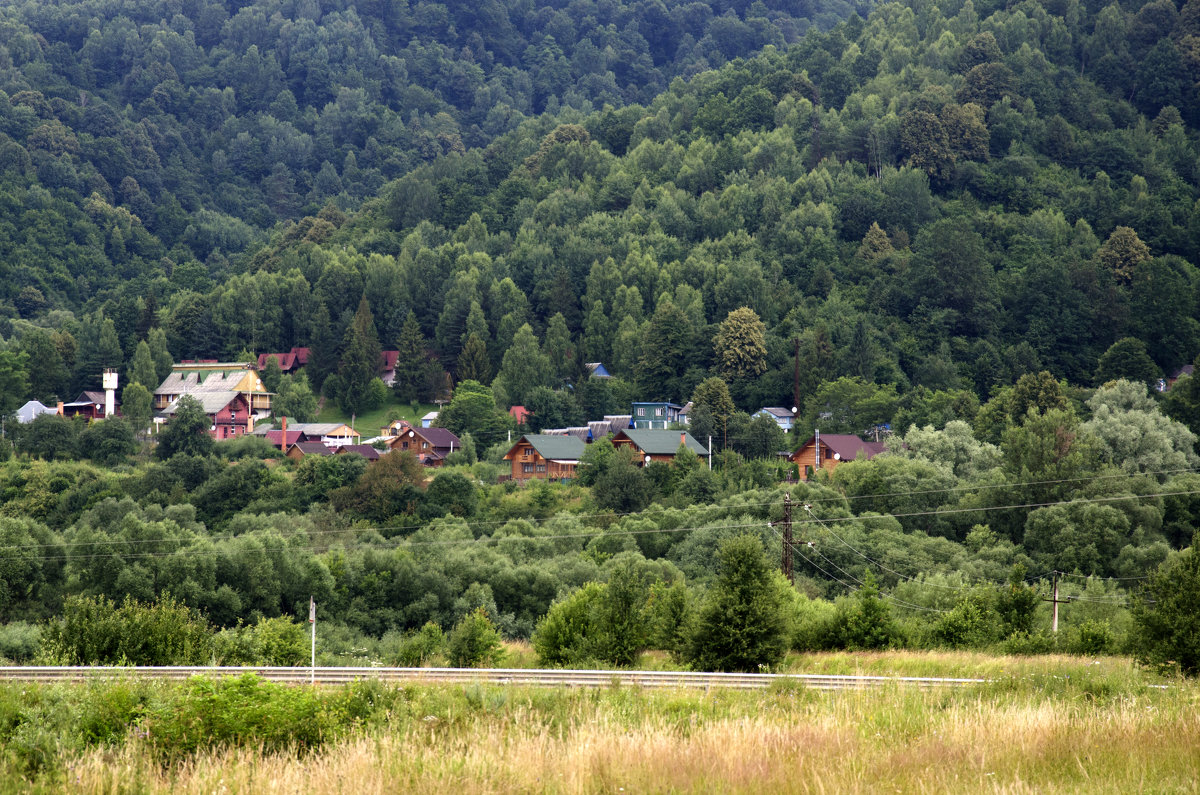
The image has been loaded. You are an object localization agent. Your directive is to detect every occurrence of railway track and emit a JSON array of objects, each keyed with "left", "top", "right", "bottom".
[{"left": 0, "top": 666, "right": 988, "bottom": 690}]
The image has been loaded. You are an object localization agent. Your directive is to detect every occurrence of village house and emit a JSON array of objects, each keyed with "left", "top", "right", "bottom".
[
  {"left": 155, "top": 362, "right": 272, "bottom": 422},
  {"left": 503, "top": 434, "right": 586, "bottom": 482},
  {"left": 387, "top": 426, "right": 461, "bottom": 467},
  {"left": 161, "top": 391, "right": 252, "bottom": 440},
  {"left": 256, "top": 348, "right": 308, "bottom": 375},
  {"left": 59, "top": 390, "right": 118, "bottom": 420},
  {"left": 611, "top": 429, "right": 708, "bottom": 465},
  {"left": 15, "top": 400, "right": 58, "bottom": 424},
  {"left": 286, "top": 441, "right": 335, "bottom": 460},
  {"left": 336, "top": 444, "right": 383, "bottom": 461},
  {"left": 790, "top": 434, "right": 885, "bottom": 480},
  {"left": 754, "top": 407, "right": 796, "bottom": 433},
  {"left": 631, "top": 401, "right": 684, "bottom": 429}
]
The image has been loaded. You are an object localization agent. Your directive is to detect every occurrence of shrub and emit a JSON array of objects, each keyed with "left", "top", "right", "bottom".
[
  {"left": 39, "top": 594, "right": 212, "bottom": 665},
  {"left": 1133, "top": 535, "right": 1200, "bottom": 675},
  {"left": 930, "top": 595, "right": 1003, "bottom": 649},
  {"left": 253, "top": 616, "right": 308, "bottom": 666},
  {"left": 687, "top": 534, "right": 790, "bottom": 672},
  {"left": 447, "top": 608, "right": 503, "bottom": 668},
  {"left": 835, "top": 573, "right": 900, "bottom": 650},
  {"left": 1066, "top": 619, "right": 1117, "bottom": 656},
  {"left": 145, "top": 674, "right": 332, "bottom": 759},
  {"left": 533, "top": 583, "right": 605, "bottom": 667},
  {"left": 395, "top": 622, "right": 445, "bottom": 667},
  {"left": 0, "top": 622, "right": 41, "bottom": 662}
]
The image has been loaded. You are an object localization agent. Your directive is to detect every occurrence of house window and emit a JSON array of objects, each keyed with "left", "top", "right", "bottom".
[
  {"left": 637, "top": 407, "right": 645, "bottom": 416},
  {"left": 536, "top": 464, "right": 546, "bottom": 472},
  {"left": 401, "top": 441, "right": 409, "bottom": 449},
  {"left": 422, "top": 442, "right": 429, "bottom": 449},
  {"left": 655, "top": 407, "right": 664, "bottom": 416},
  {"left": 522, "top": 463, "right": 534, "bottom": 473}
]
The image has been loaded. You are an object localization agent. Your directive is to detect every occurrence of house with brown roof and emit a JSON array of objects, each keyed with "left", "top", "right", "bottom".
[
  {"left": 336, "top": 444, "right": 383, "bottom": 461},
  {"left": 286, "top": 441, "right": 335, "bottom": 460},
  {"left": 504, "top": 434, "right": 586, "bottom": 482},
  {"left": 611, "top": 429, "right": 708, "bottom": 465},
  {"left": 61, "top": 391, "right": 117, "bottom": 420},
  {"left": 387, "top": 426, "right": 462, "bottom": 467},
  {"left": 790, "top": 434, "right": 885, "bottom": 480}
]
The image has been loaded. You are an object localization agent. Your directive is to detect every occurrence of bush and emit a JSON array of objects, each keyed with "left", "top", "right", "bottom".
[
  {"left": 929, "top": 595, "right": 1003, "bottom": 649},
  {"left": 395, "top": 622, "right": 445, "bottom": 667},
  {"left": 0, "top": 622, "right": 41, "bottom": 663},
  {"left": 39, "top": 594, "right": 213, "bottom": 665},
  {"left": 1066, "top": 619, "right": 1117, "bottom": 656},
  {"left": 533, "top": 584, "right": 603, "bottom": 667},
  {"left": 447, "top": 608, "right": 503, "bottom": 668},
  {"left": 1133, "top": 535, "right": 1200, "bottom": 675},
  {"left": 254, "top": 616, "right": 308, "bottom": 666},
  {"left": 145, "top": 674, "right": 332, "bottom": 759},
  {"left": 834, "top": 573, "right": 900, "bottom": 650},
  {"left": 687, "top": 535, "right": 790, "bottom": 672}
]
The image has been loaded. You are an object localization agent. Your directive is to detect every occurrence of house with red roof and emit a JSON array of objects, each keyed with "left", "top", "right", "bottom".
[{"left": 790, "top": 434, "right": 885, "bottom": 480}]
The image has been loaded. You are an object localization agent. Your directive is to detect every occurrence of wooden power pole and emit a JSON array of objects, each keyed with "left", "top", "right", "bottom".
[
  {"left": 782, "top": 493, "right": 794, "bottom": 583},
  {"left": 1043, "top": 571, "right": 1072, "bottom": 633}
]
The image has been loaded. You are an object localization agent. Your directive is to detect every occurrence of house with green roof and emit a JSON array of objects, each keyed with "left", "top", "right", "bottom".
[
  {"left": 503, "top": 434, "right": 587, "bottom": 482},
  {"left": 611, "top": 429, "right": 708, "bottom": 465}
]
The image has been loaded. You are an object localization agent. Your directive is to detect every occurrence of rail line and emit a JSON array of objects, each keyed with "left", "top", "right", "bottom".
[{"left": 0, "top": 666, "right": 987, "bottom": 690}]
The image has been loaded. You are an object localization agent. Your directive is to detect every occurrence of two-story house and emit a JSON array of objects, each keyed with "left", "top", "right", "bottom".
[
  {"left": 503, "top": 434, "right": 586, "bottom": 482},
  {"left": 631, "top": 401, "right": 684, "bottom": 429}
]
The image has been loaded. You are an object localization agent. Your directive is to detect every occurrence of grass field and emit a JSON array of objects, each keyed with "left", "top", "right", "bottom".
[
  {"left": 3, "top": 652, "right": 1196, "bottom": 794},
  {"left": 313, "top": 396, "right": 438, "bottom": 438}
]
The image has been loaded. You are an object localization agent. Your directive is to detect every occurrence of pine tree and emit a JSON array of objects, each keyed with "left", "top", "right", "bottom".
[
  {"left": 394, "top": 310, "right": 433, "bottom": 403},
  {"left": 147, "top": 327, "right": 174, "bottom": 384},
  {"left": 128, "top": 341, "right": 158, "bottom": 389},
  {"left": 307, "top": 301, "right": 340, "bottom": 393},
  {"left": 457, "top": 333, "right": 491, "bottom": 384},
  {"left": 337, "top": 296, "right": 383, "bottom": 415}
]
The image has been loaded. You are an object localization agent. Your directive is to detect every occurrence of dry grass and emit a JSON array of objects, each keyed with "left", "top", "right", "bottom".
[{"left": 58, "top": 677, "right": 1200, "bottom": 795}]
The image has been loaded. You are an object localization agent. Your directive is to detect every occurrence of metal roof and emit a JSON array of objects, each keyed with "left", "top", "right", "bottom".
[
  {"left": 615, "top": 429, "right": 708, "bottom": 456},
  {"left": 508, "top": 434, "right": 586, "bottom": 461}
]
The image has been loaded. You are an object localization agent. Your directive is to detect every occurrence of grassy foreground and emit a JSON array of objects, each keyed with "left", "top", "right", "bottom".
[{"left": 3, "top": 654, "right": 1197, "bottom": 794}]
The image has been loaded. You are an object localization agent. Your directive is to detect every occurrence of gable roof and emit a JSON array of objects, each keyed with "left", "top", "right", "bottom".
[
  {"left": 290, "top": 441, "right": 333, "bottom": 456},
  {"left": 507, "top": 434, "right": 587, "bottom": 462},
  {"left": 797, "top": 434, "right": 885, "bottom": 462},
  {"left": 758, "top": 407, "right": 795, "bottom": 419},
  {"left": 336, "top": 444, "right": 382, "bottom": 460},
  {"left": 614, "top": 429, "right": 708, "bottom": 456},
  {"left": 161, "top": 391, "right": 245, "bottom": 415},
  {"left": 264, "top": 429, "right": 303, "bottom": 447},
  {"left": 257, "top": 352, "right": 298, "bottom": 371},
  {"left": 15, "top": 400, "right": 57, "bottom": 423},
  {"left": 379, "top": 350, "right": 399, "bottom": 372},
  {"left": 509, "top": 405, "right": 530, "bottom": 424},
  {"left": 415, "top": 426, "right": 461, "bottom": 449}
]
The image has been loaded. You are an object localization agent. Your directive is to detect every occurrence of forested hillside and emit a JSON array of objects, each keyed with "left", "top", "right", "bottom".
[
  {"left": 0, "top": 0, "right": 858, "bottom": 313},
  {"left": 3, "top": 0, "right": 1200, "bottom": 672}
]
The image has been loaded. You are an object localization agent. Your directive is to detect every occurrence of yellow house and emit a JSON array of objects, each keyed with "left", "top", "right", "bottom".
[{"left": 153, "top": 362, "right": 272, "bottom": 423}]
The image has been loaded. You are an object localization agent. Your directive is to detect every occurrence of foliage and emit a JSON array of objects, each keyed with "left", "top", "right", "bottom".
[
  {"left": 687, "top": 535, "right": 790, "bottom": 672},
  {"left": 1133, "top": 535, "right": 1200, "bottom": 675},
  {"left": 39, "top": 594, "right": 212, "bottom": 666},
  {"left": 155, "top": 396, "right": 214, "bottom": 459},
  {"left": 447, "top": 607, "right": 503, "bottom": 668}
]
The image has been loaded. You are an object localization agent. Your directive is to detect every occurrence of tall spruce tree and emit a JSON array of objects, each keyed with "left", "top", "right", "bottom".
[
  {"left": 394, "top": 310, "right": 433, "bottom": 403},
  {"left": 337, "top": 296, "right": 383, "bottom": 415}
]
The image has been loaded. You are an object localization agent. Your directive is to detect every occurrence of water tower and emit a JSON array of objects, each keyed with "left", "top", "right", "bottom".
[{"left": 102, "top": 369, "right": 118, "bottom": 418}]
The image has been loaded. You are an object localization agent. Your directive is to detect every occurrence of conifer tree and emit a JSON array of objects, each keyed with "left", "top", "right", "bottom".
[
  {"left": 394, "top": 311, "right": 434, "bottom": 403},
  {"left": 457, "top": 333, "right": 491, "bottom": 384},
  {"left": 337, "top": 296, "right": 383, "bottom": 415}
]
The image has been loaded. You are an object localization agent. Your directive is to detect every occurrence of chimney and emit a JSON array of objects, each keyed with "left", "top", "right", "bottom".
[
  {"left": 56, "top": 401, "right": 64, "bottom": 415},
  {"left": 681, "top": 431, "right": 686, "bottom": 447},
  {"left": 281, "top": 416, "right": 288, "bottom": 452}
]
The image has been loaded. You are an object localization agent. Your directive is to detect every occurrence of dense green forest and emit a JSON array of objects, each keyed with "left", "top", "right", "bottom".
[{"left": 3, "top": 0, "right": 1200, "bottom": 672}]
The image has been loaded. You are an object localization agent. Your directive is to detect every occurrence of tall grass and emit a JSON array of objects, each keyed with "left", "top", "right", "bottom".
[{"left": 6, "top": 661, "right": 1196, "bottom": 794}]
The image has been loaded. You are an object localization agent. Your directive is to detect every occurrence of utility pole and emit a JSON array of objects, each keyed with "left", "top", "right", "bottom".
[
  {"left": 1043, "top": 572, "right": 1071, "bottom": 633},
  {"left": 309, "top": 596, "right": 316, "bottom": 685},
  {"left": 792, "top": 337, "right": 800, "bottom": 417},
  {"left": 782, "top": 493, "right": 794, "bottom": 583},
  {"left": 707, "top": 435, "right": 712, "bottom": 470}
]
